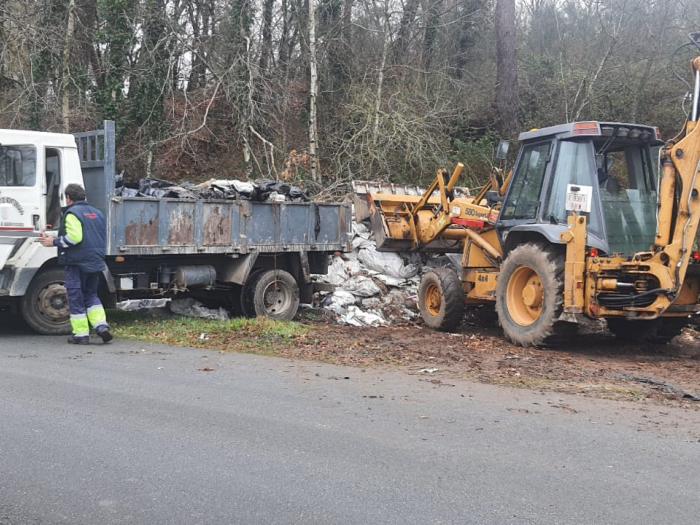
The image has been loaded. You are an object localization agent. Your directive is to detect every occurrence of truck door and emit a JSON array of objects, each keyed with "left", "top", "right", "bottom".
[
  {"left": 45, "top": 148, "right": 62, "bottom": 229},
  {"left": 0, "top": 145, "right": 40, "bottom": 269}
]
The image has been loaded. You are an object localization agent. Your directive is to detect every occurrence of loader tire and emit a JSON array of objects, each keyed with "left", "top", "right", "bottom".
[
  {"left": 418, "top": 268, "right": 464, "bottom": 331},
  {"left": 245, "top": 269, "right": 300, "bottom": 321},
  {"left": 607, "top": 318, "right": 687, "bottom": 344},
  {"left": 496, "top": 243, "right": 564, "bottom": 347},
  {"left": 20, "top": 268, "right": 71, "bottom": 335}
]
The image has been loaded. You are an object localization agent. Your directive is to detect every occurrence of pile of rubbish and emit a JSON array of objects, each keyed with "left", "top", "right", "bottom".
[
  {"left": 115, "top": 175, "right": 309, "bottom": 203},
  {"left": 315, "top": 222, "right": 456, "bottom": 327},
  {"left": 117, "top": 297, "right": 230, "bottom": 321}
]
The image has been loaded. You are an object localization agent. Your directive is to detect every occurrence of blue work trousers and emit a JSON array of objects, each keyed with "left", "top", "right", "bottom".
[{"left": 64, "top": 266, "right": 108, "bottom": 336}]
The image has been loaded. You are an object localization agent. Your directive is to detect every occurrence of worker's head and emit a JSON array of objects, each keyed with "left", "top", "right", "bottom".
[{"left": 64, "top": 184, "right": 86, "bottom": 206}]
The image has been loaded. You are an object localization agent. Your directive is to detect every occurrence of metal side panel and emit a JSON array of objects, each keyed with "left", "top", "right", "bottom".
[
  {"left": 245, "top": 202, "right": 279, "bottom": 248},
  {"left": 110, "top": 197, "right": 350, "bottom": 256},
  {"left": 75, "top": 120, "right": 115, "bottom": 219},
  {"left": 315, "top": 204, "right": 346, "bottom": 246}
]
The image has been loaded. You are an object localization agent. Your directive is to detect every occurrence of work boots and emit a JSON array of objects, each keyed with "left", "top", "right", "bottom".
[
  {"left": 67, "top": 335, "right": 90, "bottom": 345},
  {"left": 96, "top": 327, "right": 113, "bottom": 344},
  {"left": 67, "top": 330, "right": 113, "bottom": 345}
]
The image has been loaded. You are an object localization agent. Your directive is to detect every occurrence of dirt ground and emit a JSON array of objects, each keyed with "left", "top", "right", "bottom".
[{"left": 280, "top": 314, "right": 700, "bottom": 407}]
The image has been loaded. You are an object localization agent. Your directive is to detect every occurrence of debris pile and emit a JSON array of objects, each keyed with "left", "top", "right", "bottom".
[
  {"left": 117, "top": 297, "right": 229, "bottom": 321},
  {"left": 316, "top": 222, "right": 439, "bottom": 326},
  {"left": 115, "top": 175, "right": 309, "bottom": 203}
]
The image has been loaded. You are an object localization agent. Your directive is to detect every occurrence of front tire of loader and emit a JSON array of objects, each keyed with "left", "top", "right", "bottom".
[
  {"left": 496, "top": 243, "right": 564, "bottom": 347},
  {"left": 20, "top": 268, "right": 71, "bottom": 335},
  {"left": 418, "top": 268, "right": 464, "bottom": 331}
]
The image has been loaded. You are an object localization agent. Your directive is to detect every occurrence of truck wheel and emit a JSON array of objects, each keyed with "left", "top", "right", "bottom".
[
  {"left": 20, "top": 268, "right": 71, "bottom": 335},
  {"left": 247, "top": 269, "right": 300, "bottom": 321},
  {"left": 240, "top": 270, "right": 265, "bottom": 317},
  {"left": 418, "top": 268, "right": 464, "bottom": 331},
  {"left": 496, "top": 243, "right": 564, "bottom": 347},
  {"left": 607, "top": 318, "right": 687, "bottom": 344}
]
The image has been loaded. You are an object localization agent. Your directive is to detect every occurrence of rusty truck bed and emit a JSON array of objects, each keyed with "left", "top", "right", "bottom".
[
  {"left": 75, "top": 122, "right": 351, "bottom": 257},
  {"left": 109, "top": 197, "right": 351, "bottom": 256}
]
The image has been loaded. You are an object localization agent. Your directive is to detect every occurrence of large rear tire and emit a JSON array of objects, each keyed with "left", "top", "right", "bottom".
[
  {"left": 20, "top": 268, "right": 71, "bottom": 335},
  {"left": 418, "top": 268, "right": 464, "bottom": 331},
  {"left": 496, "top": 243, "right": 564, "bottom": 346}
]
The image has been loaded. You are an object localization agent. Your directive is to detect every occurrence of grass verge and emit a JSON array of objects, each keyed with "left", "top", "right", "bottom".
[{"left": 110, "top": 310, "right": 309, "bottom": 355}]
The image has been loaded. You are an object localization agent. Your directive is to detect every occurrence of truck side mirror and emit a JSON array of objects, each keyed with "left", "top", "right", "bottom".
[{"left": 495, "top": 140, "right": 510, "bottom": 161}]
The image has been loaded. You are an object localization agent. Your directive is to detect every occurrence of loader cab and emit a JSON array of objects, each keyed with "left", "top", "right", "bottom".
[{"left": 499, "top": 121, "right": 662, "bottom": 257}]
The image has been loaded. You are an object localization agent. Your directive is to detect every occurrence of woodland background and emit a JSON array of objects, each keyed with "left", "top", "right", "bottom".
[{"left": 0, "top": 0, "right": 698, "bottom": 192}]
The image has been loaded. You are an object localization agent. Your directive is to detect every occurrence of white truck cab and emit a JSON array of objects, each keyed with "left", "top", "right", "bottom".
[{"left": 0, "top": 129, "right": 85, "bottom": 331}]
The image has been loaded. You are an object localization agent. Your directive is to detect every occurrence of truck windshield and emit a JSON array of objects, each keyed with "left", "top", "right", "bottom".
[
  {"left": 0, "top": 146, "right": 36, "bottom": 187},
  {"left": 596, "top": 142, "right": 657, "bottom": 255}
]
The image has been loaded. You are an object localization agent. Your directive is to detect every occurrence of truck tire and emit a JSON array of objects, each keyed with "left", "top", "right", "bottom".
[
  {"left": 245, "top": 269, "right": 300, "bottom": 321},
  {"left": 496, "top": 243, "right": 564, "bottom": 347},
  {"left": 20, "top": 268, "right": 71, "bottom": 335},
  {"left": 607, "top": 318, "right": 687, "bottom": 344},
  {"left": 240, "top": 270, "right": 265, "bottom": 317},
  {"left": 418, "top": 268, "right": 464, "bottom": 331}
]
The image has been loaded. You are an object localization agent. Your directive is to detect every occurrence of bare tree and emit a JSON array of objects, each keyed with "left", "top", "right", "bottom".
[
  {"left": 308, "top": 0, "right": 319, "bottom": 181},
  {"left": 495, "top": 0, "right": 518, "bottom": 134}
]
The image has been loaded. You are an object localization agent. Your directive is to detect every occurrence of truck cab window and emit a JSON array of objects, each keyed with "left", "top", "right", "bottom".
[
  {"left": 46, "top": 148, "right": 61, "bottom": 227},
  {"left": 501, "top": 142, "right": 551, "bottom": 221},
  {"left": 0, "top": 146, "right": 36, "bottom": 187}
]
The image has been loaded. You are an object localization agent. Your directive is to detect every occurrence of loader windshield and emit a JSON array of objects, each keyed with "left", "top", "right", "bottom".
[{"left": 596, "top": 142, "right": 657, "bottom": 255}]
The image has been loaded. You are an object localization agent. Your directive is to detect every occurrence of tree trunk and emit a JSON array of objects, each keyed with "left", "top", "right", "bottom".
[
  {"left": 393, "top": 0, "right": 420, "bottom": 64},
  {"left": 372, "top": 26, "right": 389, "bottom": 147},
  {"left": 62, "top": 0, "right": 77, "bottom": 132},
  {"left": 422, "top": 0, "right": 443, "bottom": 71},
  {"left": 495, "top": 0, "right": 519, "bottom": 135},
  {"left": 259, "top": 0, "right": 275, "bottom": 74},
  {"left": 308, "top": 0, "right": 319, "bottom": 182}
]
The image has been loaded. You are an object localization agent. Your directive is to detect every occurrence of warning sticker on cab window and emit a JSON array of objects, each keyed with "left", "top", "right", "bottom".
[{"left": 565, "top": 184, "right": 592, "bottom": 213}]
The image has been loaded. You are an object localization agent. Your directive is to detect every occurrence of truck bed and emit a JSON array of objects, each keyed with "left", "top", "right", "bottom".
[
  {"left": 76, "top": 122, "right": 351, "bottom": 257},
  {"left": 109, "top": 197, "right": 351, "bottom": 256}
]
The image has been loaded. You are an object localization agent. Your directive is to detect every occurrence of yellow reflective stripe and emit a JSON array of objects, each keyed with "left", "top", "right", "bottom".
[
  {"left": 70, "top": 314, "right": 89, "bottom": 337},
  {"left": 87, "top": 305, "right": 107, "bottom": 328},
  {"left": 65, "top": 213, "right": 83, "bottom": 245}
]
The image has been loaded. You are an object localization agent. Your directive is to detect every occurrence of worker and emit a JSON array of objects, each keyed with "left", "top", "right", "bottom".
[{"left": 39, "top": 184, "right": 112, "bottom": 345}]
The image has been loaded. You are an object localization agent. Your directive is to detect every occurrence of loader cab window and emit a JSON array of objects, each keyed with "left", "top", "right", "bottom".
[
  {"left": 0, "top": 146, "right": 36, "bottom": 187},
  {"left": 544, "top": 140, "right": 601, "bottom": 235},
  {"left": 596, "top": 142, "right": 657, "bottom": 255},
  {"left": 45, "top": 148, "right": 61, "bottom": 227},
  {"left": 501, "top": 141, "right": 551, "bottom": 221}
]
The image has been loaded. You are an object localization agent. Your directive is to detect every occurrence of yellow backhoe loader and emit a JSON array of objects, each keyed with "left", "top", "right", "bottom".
[{"left": 354, "top": 35, "right": 700, "bottom": 346}]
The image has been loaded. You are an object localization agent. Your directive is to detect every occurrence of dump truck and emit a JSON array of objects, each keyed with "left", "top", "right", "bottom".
[
  {"left": 355, "top": 36, "right": 700, "bottom": 346},
  {"left": 0, "top": 121, "right": 351, "bottom": 334}
]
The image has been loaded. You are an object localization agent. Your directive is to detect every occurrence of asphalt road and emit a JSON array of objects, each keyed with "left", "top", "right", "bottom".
[{"left": 1, "top": 328, "right": 699, "bottom": 524}]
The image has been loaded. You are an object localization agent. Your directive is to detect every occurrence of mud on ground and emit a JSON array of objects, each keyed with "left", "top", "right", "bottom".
[{"left": 284, "top": 314, "right": 700, "bottom": 407}]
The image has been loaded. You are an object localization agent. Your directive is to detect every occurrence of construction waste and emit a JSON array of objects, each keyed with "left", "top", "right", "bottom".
[
  {"left": 115, "top": 174, "right": 309, "bottom": 203},
  {"left": 117, "top": 297, "right": 229, "bottom": 321},
  {"left": 315, "top": 222, "right": 457, "bottom": 327}
]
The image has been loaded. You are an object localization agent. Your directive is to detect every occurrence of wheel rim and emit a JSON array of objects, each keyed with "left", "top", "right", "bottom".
[
  {"left": 425, "top": 283, "right": 442, "bottom": 316},
  {"left": 506, "top": 266, "right": 544, "bottom": 326},
  {"left": 262, "top": 279, "right": 293, "bottom": 316},
  {"left": 36, "top": 282, "right": 70, "bottom": 325}
]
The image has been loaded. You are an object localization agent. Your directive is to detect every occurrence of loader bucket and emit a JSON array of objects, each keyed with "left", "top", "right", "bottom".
[
  {"left": 352, "top": 180, "right": 472, "bottom": 253},
  {"left": 352, "top": 181, "right": 428, "bottom": 222}
]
